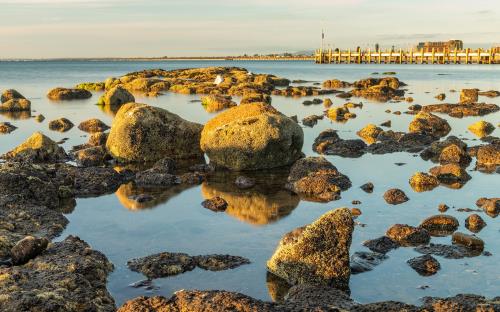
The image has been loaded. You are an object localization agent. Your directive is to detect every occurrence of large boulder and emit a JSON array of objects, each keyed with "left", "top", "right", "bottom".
[
  {"left": 106, "top": 103, "right": 203, "bottom": 162},
  {"left": 267, "top": 208, "right": 353, "bottom": 291},
  {"left": 47, "top": 87, "right": 92, "bottom": 100},
  {"left": 98, "top": 85, "right": 135, "bottom": 106},
  {"left": 200, "top": 103, "right": 304, "bottom": 170},
  {"left": 1, "top": 132, "right": 67, "bottom": 162},
  {"left": 409, "top": 111, "right": 451, "bottom": 137}
]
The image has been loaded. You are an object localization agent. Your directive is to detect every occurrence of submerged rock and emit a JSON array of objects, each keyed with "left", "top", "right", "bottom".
[
  {"left": 285, "top": 157, "right": 351, "bottom": 202},
  {"left": 127, "top": 252, "right": 197, "bottom": 279},
  {"left": 98, "top": 85, "right": 135, "bottom": 106},
  {"left": 267, "top": 208, "right": 353, "bottom": 291},
  {"left": 106, "top": 103, "right": 204, "bottom": 162},
  {"left": 10, "top": 236, "right": 49, "bottom": 265},
  {"left": 421, "top": 102, "right": 499, "bottom": 118},
  {"left": 200, "top": 103, "right": 303, "bottom": 170},
  {"left": 47, "top": 87, "right": 92, "bottom": 100},
  {"left": 1, "top": 131, "right": 67, "bottom": 162},
  {"left": 383, "top": 188, "right": 409, "bottom": 205},
  {"left": 193, "top": 254, "right": 250, "bottom": 271},
  {"left": 78, "top": 118, "right": 110, "bottom": 133},
  {"left": 48, "top": 117, "right": 74, "bottom": 132},
  {"left": 360, "top": 182, "right": 374, "bottom": 193},
  {"left": 407, "top": 254, "right": 440, "bottom": 276},
  {"left": 385, "top": 224, "right": 430, "bottom": 246},
  {"left": 350, "top": 251, "right": 388, "bottom": 274},
  {"left": 362, "top": 236, "right": 400, "bottom": 254},
  {"left": 415, "top": 243, "right": 482, "bottom": 259}
]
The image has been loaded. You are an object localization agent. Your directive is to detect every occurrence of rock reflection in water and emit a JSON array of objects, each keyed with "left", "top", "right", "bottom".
[
  {"left": 0, "top": 110, "right": 31, "bottom": 120},
  {"left": 116, "top": 182, "right": 197, "bottom": 210},
  {"left": 97, "top": 104, "right": 120, "bottom": 117},
  {"left": 201, "top": 170, "right": 300, "bottom": 226},
  {"left": 266, "top": 271, "right": 291, "bottom": 302}
]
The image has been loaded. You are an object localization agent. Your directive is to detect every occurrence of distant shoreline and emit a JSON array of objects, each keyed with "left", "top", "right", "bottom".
[{"left": 0, "top": 56, "right": 315, "bottom": 62}]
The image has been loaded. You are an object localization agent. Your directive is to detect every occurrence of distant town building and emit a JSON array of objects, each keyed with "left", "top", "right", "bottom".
[{"left": 416, "top": 40, "right": 463, "bottom": 52}]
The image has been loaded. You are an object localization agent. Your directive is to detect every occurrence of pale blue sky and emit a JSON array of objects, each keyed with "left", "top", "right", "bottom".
[{"left": 0, "top": 0, "right": 498, "bottom": 58}]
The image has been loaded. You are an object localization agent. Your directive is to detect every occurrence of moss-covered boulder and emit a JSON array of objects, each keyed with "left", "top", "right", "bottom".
[
  {"left": 98, "top": 85, "right": 135, "bottom": 106},
  {"left": 200, "top": 103, "right": 303, "bottom": 170},
  {"left": 106, "top": 103, "right": 203, "bottom": 162},
  {"left": 267, "top": 208, "right": 353, "bottom": 291},
  {"left": 1, "top": 131, "right": 67, "bottom": 162},
  {"left": 201, "top": 94, "right": 236, "bottom": 112},
  {"left": 0, "top": 98, "right": 31, "bottom": 112},
  {"left": 75, "top": 82, "right": 105, "bottom": 91}
]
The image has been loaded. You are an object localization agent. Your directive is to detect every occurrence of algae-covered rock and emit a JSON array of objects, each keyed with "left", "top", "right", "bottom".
[
  {"left": 106, "top": 103, "right": 203, "bottom": 162},
  {"left": 386, "top": 224, "right": 430, "bottom": 246},
  {"left": 468, "top": 120, "right": 495, "bottom": 138},
  {"left": 78, "top": 118, "right": 110, "bottom": 133},
  {"left": 409, "top": 111, "right": 451, "bottom": 137},
  {"left": 75, "top": 82, "right": 105, "bottom": 91},
  {"left": 267, "top": 208, "right": 353, "bottom": 291},
  {"left": 409, "top": 172, "right": 439, "bottom": 192},
  {"left": 285, "top": 157, "right": 351, "bottom": 202},
  {"left": 1, "top": 89, "right": 26, "bottom": 103},
  {"left": 48, "top": 117, "right": 74, "bottom": 132},
  {"left": 1, "top": 132, "right": 67, "bottom": 162},
  {"left": 0, "top": 122, "right": 17, "bottom": 134},
  {"left": 98, "top": 85, "right": 135, "bottom": 106},
  {"left": 200, "top": 103, "right": 303, "bottom": 170},
  {"left": 47, "top": 87, "right": 92, "bottom": 100},
  {"left": 10, "top": 236, "right": 49, "bottom": 265},
  {"left": 201, "top": 94, "right": 236, "bottom": 112},
  {"left": 357, "top": 124, "right": 383, "bottom": 144},
  {"left": 459, "top": 89, "right": 478, "bottom": 104}
]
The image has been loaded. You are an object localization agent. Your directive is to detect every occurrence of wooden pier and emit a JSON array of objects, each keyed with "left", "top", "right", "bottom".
[{"left": 315, "top": 48, "right": 499, "bottom": 64}]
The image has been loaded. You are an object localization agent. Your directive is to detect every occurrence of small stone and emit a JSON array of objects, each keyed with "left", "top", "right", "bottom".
[
  {"left": 380, "top": 120, "right": 391, "bottom": 127},
  {"left": 407, "top": 254, "right": 440, "bottom": 276},
  {"left": 438, "top": 203, "right": 449, "bottom": 212},
  {"left": 386, "top": 224, "right": 430, "bottom": 246},
  {"left": 127, "top": 252, "right": 196, "bottom": 279},
  {"left": 409, "top": 172, "right": 439, "bottom": 192},
  {"left": 360, "top": 182, "right": 374, "bottom": 193},
  {"left": 34, "top": 114, "right": 45, "bottom": 123},
  {"left": 419, "top": 215, "right": 459, "bottom": 236},
  {"left": 234, "top": 176, "right": 255, "bottom": 189},
  {"left": 383, "top": 188, "right": 409, "bottom": 205},
  {"left": 350, "top": 208, "right": 362, "bottom": 216},
  {"left": 194, "top": 255, "right": 250, "bottom": 271},
  {"left": 350, "top": 251, "right": 388, "bottom": 274},
  {"left": 78, "top": 118, "right": 110, "bottom": 133},
  {"left": 363, "top": 236, "right": 399, "bottom": 254},
  {"left": 49, "top": 118, "right": 74, "bottom": 132},
  {"left": 465, "top": 214, "right": 486, "bottom": 233},
  {"left": 202, "top": 196, "right": 228, "bottom": 212}
]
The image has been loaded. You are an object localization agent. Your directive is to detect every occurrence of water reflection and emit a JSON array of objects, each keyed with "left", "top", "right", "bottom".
[
  {"left": 0, "top": 110, "right": 31, "bottom": 120},
  {"left": 115, "top": 182, "right": 197, "bottom": 210},
  {"left": 98, "top": 104, "right": 120, "bottom": 117},
  {"left": 266, "top": 272, "right": 291, "bottom": 302},
  {"left": 201, "top": 170, "right": 300, "bottom": 226}
]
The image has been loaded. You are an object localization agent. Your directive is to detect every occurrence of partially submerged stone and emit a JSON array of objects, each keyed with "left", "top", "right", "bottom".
[
  {"left": 419, "top": 215, "right": 459, "bottom": 236},
  {"left": 350, "top": 251, "right": 388, "bottom": 274},
  {"left": 193, "top": 254, "right": 250, "bottom": 271},
  {"left": 465, "top": 214, "right": 487, "bottom": 233},
  {"left": 360, "top": 182, "right": 374, "bottom": 193},
  {"left": 459, "top": 88, "right": 478, "bottom": 104},
  {"left": 415, "top": 243, "right": 482, "bottom": 259},
  {"left": 201, "top": 94, "right": 236, "bottom": 112},
  {"left": 98, "top": 85, "right": 135, "bottom": 106},
  {"left": 422, "top": 294, "right": 500, "bottom": 312},
  {"left": 106, "top": 103, "right": 203, "bottom": 162},
  {"left": 267, "top": 208, "right": 353, "bottom": 291},
  {"left": 0, "top": 122, "right": 17, "bottom": 134},
  {"left": 362, "top": 236, "right": 400, "bottom": 254},
  {"left": 78, "top": 118, "right": 110, "bottom": 133},
  {"left": 438, "top": 143, "right": 471, "bottom": 166},
  {"left": 429, "top": 163, "right": 471, "bottom": 183},
  {"left": 422, "top": 102, "right": 499, "bottom": 118},
  {"left": 201, "top": 196, "right": 228, "bottom": 212},
  {"left": 386, "top": 224, "right": 430, "bottom": 246},
  {"left": 408, "top": 111, "right": 451, "bottom": 137},
  {"left": 285, "top": 157, "right": 351, "bottom": 202},
  {"left": 74, "top": 146, "right": 109, "bottom": 167},
  {"left": 476, "top": 197, "right": 499, "bottom": 217},
  {"left": 409, "top": 172, "right": 439, "bottom": 192},
  {"left": 357, "top": 124, "right": 383, "bottom": 144},
  {"left": 475, "top": 143, "right": 500, "bottom": 169},
  {"left": 1, "top": 131, "right": 67, "bottom": 162},
  {"left": 75, "top": 82, "right": 105, "bottom": 91},
  {"left": 302, "top": 114, "right": 323, "bottom": 127},
  {"left": 200, "top": 103, "right": 303, "bottom": 170},
  {"left": 47, "top": 87, "right": 92, "bottom": 100},
  {"left": 127, "top": 252, "right": 197, "bottom": 279},
  {"left": 407, "top": 254, "right": 440, "bottom": 276},
  {"left": 48, "top": 117, "right": 74, "bottom": 132},
  {"left": 468, "top": 120, "right": 495, "bottom": 138},
  {"left": 1, "top": 89, "right": 25, "bottom": 103},
  {"left": 451, "top": 232, "right": 484, "bottom": 251},
  {"left": 383, "top": 188, "right": 409, "bottom": 205}
]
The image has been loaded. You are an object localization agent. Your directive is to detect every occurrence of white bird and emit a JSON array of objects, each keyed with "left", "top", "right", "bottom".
[{"left": 214, "top": 75, "right": 223, "bottom": 85}]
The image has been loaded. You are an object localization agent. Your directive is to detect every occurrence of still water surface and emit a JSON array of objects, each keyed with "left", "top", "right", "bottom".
[{"left": 0, "top": 61, "right": 498, "bottom": 306}]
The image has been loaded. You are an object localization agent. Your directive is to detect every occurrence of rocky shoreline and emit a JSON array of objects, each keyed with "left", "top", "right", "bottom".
[{"left": 0, "top": 67, "right": 499, "bottom": 311}]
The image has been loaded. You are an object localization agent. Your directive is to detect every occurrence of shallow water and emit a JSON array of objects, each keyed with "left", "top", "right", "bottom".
[{"left": 0, "top": 61, "right": 499, "bottom": 306}]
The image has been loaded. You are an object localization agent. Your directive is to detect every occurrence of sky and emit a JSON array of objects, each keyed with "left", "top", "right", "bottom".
[{"left": 0, "top": 0, "right": 499, "bottom": 58}]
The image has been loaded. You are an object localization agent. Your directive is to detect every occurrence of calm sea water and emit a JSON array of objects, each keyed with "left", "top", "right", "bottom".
[{"left": 0, "top": 61, "right": 498, "bottom": 306}]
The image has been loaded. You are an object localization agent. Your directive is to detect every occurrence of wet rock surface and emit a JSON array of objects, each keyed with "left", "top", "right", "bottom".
[
  {"left": 0, "top": 122, "right": 17, "bottom": 134},
  {"left": 202, "top": 196, "right": 228, "bottom": 212},
  {"left": 350, "top": 251, "right": 388, "bottom": 274},
  {"left": 267, "top": 208, "right": 353, "bottom": 291},
  {"left": 285, "top": 156, "right": 351, "bottom": 202},
  {"left": 10, "top": 236, "right": 49, "bottom": 265},
  {"left": 415, "top": 243, "right": 483, "bottom": 259},
  {"left": 362, "top": 236, "right": 400, "bottom": 254},
  {"left": 201, "top": 94, "right": 236, "bottom": 112},
  {"left": 421, "top": 102, "right": 499, "bottom": 117},
  {"left": 386, "top": 224, "right": 430, "bottom": 246},
  {"left": 452, "top": 232, "right": 484, "bottom": 251},
  {"left": 465, "top": 214, "right": 487, "bottom": 233},
  {"left": 476, "top": 197, "right": 499, "bottom": 217},
  {"left": 194, "top": 254, "right": 251, "bottom": 271},
  {"left": 48, "top": 117, "right": 74, "bottom": 132},
  {"left": 0, "top": 236, "right": 115, "bottom": 312},
  {"left": 419, "top": 214, "right": 459, "bottom": 236}
]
